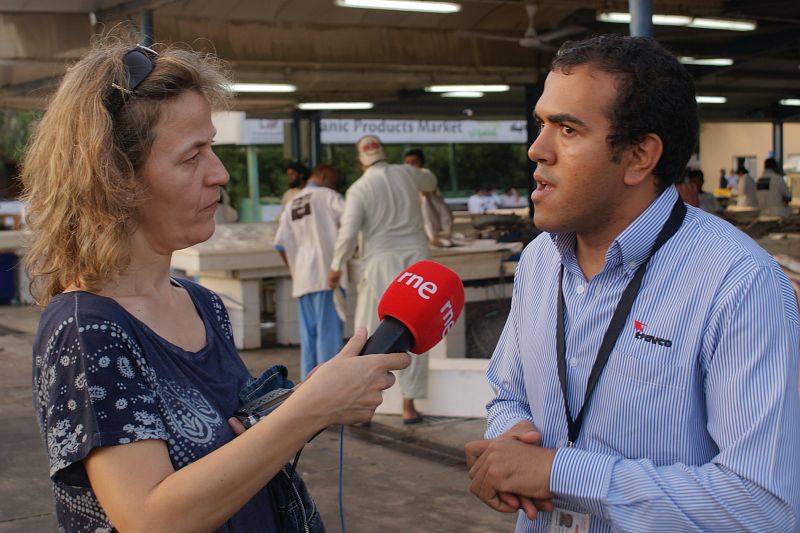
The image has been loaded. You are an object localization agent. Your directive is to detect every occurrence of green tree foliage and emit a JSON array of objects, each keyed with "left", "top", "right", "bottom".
[
  {"left": 324, "top": 142, "right": 530, "bottom": 196},
  {"left": 213, "top": 142, "right": 532, "bottom": 210},
  {"left": 1, "top": 110, "right": 41, "bottom": 198},
  {"left": 212, "top": 145, "right": 286, "bottom": 210},
  {"left": 0, "top": 110, "right": 41, "bottom": 161}
]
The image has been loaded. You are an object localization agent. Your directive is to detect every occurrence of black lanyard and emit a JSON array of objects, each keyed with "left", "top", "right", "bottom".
[{"left": 556, "top": 197, "right": 686, "bottom": 447}]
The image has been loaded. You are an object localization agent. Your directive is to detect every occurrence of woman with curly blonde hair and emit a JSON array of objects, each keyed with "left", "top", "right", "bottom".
[{"left": 24, "top": 36, "right": 409, "bottom": 533}]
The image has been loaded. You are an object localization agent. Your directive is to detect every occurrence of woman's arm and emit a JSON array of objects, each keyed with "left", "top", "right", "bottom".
[{"left": 85, "top": 329, "right": 411, "bottom": 533}]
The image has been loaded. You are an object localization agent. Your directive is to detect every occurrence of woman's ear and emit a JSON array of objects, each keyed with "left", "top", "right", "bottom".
[{"left": 623, "top": 133, "right": 663, "bottom": 187}]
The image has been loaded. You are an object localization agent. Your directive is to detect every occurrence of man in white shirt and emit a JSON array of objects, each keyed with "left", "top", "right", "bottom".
[
  {"left": 735, "top": 166, "right": 758, "bottom": 208},
  {"left": 329, "top": 135, "right": 437, "bottom": 424},
  {"left": 274, "top": 164, "right": 344, "bottom": 379},
  {"left": 756, "top": 157, "right": 791, "bottom": 217}
]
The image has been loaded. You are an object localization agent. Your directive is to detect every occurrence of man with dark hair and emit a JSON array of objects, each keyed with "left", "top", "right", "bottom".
[
  {"left": 466, "top": 34, "right": 799, "bottom": 532},
  {"left": 403, "top": 148, "right": 426, "bottom": 167},
  {"left": 278, "top": 161, "right": 310, "bottom": 218},
  {"left": 735, "top": 165, "right": 758, "bottom": 208},
  {"left": 756, "top": 157, "right": 791, "bottom": 217},
  {"left": 274, "top": 164, "right": 345, "bottom": 379},
  {"left": 404, "top": 147, "right": 453, "bottom": 246},
  {"left": 688, "top": 169, "right": 722, "bottom": 214}
]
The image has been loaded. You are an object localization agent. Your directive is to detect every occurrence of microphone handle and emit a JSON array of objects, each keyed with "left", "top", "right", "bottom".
[{"left": 359, "top": 316, "right": 415, "bottom": 355}]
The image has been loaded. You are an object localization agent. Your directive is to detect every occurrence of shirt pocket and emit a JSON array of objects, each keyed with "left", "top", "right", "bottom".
[{"left": 607, "top": 349, "right": 695, "bottom": 390}]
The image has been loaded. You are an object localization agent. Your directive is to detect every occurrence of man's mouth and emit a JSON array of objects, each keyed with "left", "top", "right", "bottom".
[{"left": 534, "top": 175, "right": 554, "bottom": 191}]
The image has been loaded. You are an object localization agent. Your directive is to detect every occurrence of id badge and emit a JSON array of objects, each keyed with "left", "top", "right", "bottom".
[{"left": 548, "top": 508, "right": 590, "bottom": 533}]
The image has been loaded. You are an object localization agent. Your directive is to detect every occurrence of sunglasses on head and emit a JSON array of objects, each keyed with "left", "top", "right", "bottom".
[{"left": 105, "top": 44, "right": 158, "bottom": 118}]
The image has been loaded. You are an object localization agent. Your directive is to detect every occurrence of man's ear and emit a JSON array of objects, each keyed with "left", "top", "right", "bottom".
[{"left": 623, "top": 133, "right": 663, "bottom": 187}]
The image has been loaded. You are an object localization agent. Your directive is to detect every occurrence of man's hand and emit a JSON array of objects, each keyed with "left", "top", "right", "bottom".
[
  {"left": 464, "top": 420, "right": 555, "bottom": 520},
  {"left": 328, "top": 270, "right": 342, "bottom": 289}
]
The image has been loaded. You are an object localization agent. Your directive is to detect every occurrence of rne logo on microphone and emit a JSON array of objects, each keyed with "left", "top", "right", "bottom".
[
  {"left": 396, "top": 271, "right": 438, "bottom": 300},
  {"left": 440, "top": 300, "right": 456, "bottom": 338}
]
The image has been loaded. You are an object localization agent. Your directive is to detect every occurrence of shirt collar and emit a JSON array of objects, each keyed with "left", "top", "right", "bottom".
[
  {"left": 305, "top": 183, "right": 321, "bottom": 189},
  {"left": 550, "top": 186, "right": 680, "bottom": 277}
]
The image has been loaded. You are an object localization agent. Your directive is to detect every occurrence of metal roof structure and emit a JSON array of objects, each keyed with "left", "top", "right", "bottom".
[{"left": 1, "top": 0, "right": 799, "bottom": 121}]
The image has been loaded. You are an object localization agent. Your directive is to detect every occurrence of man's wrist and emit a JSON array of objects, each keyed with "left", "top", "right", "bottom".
[{"left": 549, "top": 446, "right": 615, "bottom": 516}]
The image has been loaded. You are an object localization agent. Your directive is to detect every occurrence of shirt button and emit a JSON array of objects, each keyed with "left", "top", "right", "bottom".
[
  {"left": 575, "top": 285, "right": 585, "bottom": 294},
  {"left": 570, "top": 357, "right": 578, "bottom": 367}
]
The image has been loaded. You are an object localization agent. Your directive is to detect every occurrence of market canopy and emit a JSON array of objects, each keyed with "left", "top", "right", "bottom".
[{"left": 2, "top": 0, "right": 800, "bottom": 121}]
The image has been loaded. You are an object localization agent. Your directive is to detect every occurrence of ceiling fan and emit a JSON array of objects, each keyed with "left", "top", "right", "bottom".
[{"left": 461, "top": 2, "right": 585, "bottom": 51}]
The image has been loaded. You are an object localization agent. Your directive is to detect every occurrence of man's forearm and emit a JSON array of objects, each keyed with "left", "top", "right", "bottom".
[{"left": 550, "top": 448, "right": 796, "bottom": 531}]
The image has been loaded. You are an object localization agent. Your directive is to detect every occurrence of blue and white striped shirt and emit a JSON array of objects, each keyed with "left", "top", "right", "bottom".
[{"left": 486, "top": 186, "right": 800, "bottom": 532}]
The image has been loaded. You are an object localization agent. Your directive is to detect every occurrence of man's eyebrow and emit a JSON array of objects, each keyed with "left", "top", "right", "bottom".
[{"left": 535, "top": 112, "right": 588, "bottom": 129}]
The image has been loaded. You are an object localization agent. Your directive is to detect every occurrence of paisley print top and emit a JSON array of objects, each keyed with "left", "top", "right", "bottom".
[{"left": 32, "top": 278, "right": 277, "bottom": 532}]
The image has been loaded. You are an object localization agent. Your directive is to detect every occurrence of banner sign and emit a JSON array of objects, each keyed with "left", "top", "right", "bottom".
[
  {"left": 320, "top": 119, "right": 527, "bottom": 144},
  {"left": 240, "top": 118, "right": 285, "bottom": 145},
  {"left": 213, "top": 113, "right": 528, "bottom": 145}
]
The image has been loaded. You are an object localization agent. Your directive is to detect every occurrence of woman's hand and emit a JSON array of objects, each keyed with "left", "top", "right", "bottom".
[{"left": 288, "top": 328, "right": 412, "bottom": 426}]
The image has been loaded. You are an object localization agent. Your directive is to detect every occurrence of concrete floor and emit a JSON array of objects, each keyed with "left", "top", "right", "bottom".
[{"left": 0, "top": 304, "right": 516, "bottom": 533}]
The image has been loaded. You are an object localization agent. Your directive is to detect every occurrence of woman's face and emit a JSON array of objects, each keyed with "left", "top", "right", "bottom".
[{"left": 135, "top": 90, "right": 229, "bottom": 254}]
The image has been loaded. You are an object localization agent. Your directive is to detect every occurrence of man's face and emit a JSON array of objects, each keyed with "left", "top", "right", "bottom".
[
  {"left": 287, "top": 168, "right": 302, "bottom": 188},
  {"left": 528, "top": 64, "right": 628, "bottom": 237},
  {"left": 404, "top": 154, "right": 423, "bottom": 168}
]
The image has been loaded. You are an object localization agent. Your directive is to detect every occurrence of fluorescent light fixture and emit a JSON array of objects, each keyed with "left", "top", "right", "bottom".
[
  {"left": 425, "top": 84, "right": 509, "bottom": 93},
  {"left": 688, "top": 18, "right": 756, "bottom": 31},
  {"left": 696, "top": 96, "right": 727, "bottom": 104},
  {"left": 297, "top": 102, "right": 374, "bottom": 110},
  {"left": 228, "top": 83, "right": 296, "bottom": 93},
  {"left": 441, "top": 91, "right": 484, "bottom": 98},
  {"left": 679, "top": 57, "right": 734, "bottom": 67},
  {"left": 598, "top": 12, "right": 689, "bottom": 25},
  {"left": 597, "top": 12, "right": 632, "bottom": 24},
  {"left": 597, "top": 12, "right": 755, "bottom": 31},
  {"left": 780, "top": 99, "right": 800, "bottom": 106},
  {"left": 652, "top": 14, "right": 692, "bottom": 26},
  {"left": 335, "top": 0, "right": 461, "bottom": 13}
]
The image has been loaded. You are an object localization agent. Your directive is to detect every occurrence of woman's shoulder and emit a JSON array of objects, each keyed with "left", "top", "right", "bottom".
[
  {"left": 171, "top": 277, "right": 225, "bottom": 313},
  {"left": 34, "top": 291, "right": 141, "bottom": 367},
  {"left": 171, "top": 277, "right": 234, "bottom": 341},
  {"left": 39, "top": 291, "right": 129, "bottom": 334}
]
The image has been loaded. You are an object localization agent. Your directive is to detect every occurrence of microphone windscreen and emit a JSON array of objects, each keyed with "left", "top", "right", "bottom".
[{"left": 377, "top": 260, "right": 465, "bottom": 354}]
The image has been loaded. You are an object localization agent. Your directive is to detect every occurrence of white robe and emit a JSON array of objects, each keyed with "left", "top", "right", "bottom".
[{"left": 331, "top": 162, "right": 437, "bottom": 398}]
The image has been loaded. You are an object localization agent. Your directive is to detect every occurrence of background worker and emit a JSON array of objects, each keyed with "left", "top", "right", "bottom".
[
  {"left": 329, "top": 135, "right": 437, "bottom": 424},
  {"left": 404, "top": 148, "right": 453, "bottom": 247},
  {"left": 735, "top": 165, "right": 758, "bottom": 208},
  {"left": 274, "top": 163, "right": 346, "bottom": 379},
  {"left": 277, "top": 161, "right": 309, "bottom": 218},
  {"left": 756, "top": 157, "right": 791, "bottom": 217}
]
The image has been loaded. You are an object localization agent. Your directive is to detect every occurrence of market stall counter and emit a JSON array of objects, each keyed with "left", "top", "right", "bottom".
[{"left": 171, "top": 222, "right": 521, "bottom": 417}]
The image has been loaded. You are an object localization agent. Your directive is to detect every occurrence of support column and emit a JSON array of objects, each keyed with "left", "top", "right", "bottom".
[
  {"left": 309, "top": 112, "right": 322, "bottom": 167},
  {"left": 773, "top": 120, "right": 784, "bottom": 170},
  {"left": 290, "top": 110, "right": 301, "bottom": 162},
  {"left": 448, "top": 143, "right": 458, "bottom": 192},
  {"left": 140, "top": 10, "right": 154, "bottom": 46},
  {"left": 246, "top": 146, "right": 260, "bottom": 222},
  {"left": 628, "top": 0, "right": 652, "bottom": 37}
]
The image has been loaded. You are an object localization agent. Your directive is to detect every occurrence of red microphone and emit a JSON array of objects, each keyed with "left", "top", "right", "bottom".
[{"left": 359, "top": 260, "right": 465, "bottom": 356}]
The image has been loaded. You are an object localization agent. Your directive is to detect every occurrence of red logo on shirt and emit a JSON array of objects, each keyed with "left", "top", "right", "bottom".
[{"left": 633, "top": 320, "right": 672, "bottom": 348}]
